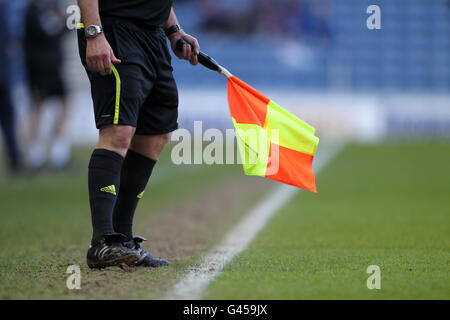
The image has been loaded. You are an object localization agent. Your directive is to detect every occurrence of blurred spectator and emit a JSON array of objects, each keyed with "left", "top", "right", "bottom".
[
  {"left": 197, "top": 0, "right": 253, "bottom": 34},
  {"left": 253, "top": 0, "right": 283, "bottom": 35},
  {"left": 24, "top": 0, "right": 71, "bottom": 170},
  {"left": 196, "top": 0, "right": 331, "bottom": 39},
  {"left": 0, "top": 0, "right": 21, "bottom": 174}
]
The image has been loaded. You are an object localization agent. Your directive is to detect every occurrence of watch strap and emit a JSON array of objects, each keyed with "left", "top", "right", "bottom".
[{"left": 164, "top": 24, "right": 181, "bottom": 37}]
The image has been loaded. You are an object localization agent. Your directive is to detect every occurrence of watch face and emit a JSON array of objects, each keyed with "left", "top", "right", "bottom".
[{"left": 87, "top": 26, "right": 97, "bottom": 37}]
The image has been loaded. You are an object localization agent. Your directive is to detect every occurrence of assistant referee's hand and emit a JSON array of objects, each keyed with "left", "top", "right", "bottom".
[
  {"left": 169, "top": 30, "right": 200, "bottom": 66},
  {"left": 86, "top": 34, "right": 121, "bottom": 76}
]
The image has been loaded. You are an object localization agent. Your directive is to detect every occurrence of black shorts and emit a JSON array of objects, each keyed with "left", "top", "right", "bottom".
[
  {"left": 77, "top": 16, "right": 178, "bottom": 135},
  {"left": 26, "top": 59, "right": 66, "bottom": 100}
]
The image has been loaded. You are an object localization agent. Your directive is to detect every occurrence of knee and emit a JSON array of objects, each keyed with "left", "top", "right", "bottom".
[
  {"left": 111, "top": 130, "right": 132, "bottom": 150},
  {"left": 149, "top": 134, "right": 170, "bottom": 153},
  {"left": 98, "top": 125, "right": 135, "bottom": 156},
  {"left": 156, "top": 133, "right": 170, "bottom": 148},
  {"left": 130, "top": 133, "right": 170, "bottom": 159},
  {"left": 110, "top": 126, "right": 134, "bottom": 150}
]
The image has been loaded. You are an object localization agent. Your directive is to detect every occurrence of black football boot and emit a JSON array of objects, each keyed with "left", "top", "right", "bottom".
[
  {"left": 124, "top": 236, "right": 170, "bottom": 268},
  {"left": 87, "top": 233, "right": 141, "bottom": 269}
]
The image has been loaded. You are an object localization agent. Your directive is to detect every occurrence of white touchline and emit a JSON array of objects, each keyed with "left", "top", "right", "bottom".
[{"left": 163, "top": 143, "right": 344, "bottom": 300}]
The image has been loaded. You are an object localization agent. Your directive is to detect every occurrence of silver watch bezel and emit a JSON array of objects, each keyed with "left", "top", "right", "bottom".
[{"left": 85, "top": 25, "right": 103, "bottom": 38}]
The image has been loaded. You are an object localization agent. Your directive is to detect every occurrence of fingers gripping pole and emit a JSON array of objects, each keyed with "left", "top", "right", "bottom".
[
  {"left": 176, "top": 39, "right": 233, "bottom": 79},
  {"left": 199, "top": 52, "right": 232, "bottom": 79}
]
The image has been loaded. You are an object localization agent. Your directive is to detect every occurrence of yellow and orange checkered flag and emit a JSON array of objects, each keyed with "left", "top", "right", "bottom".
[
  {"left": 177, "top": 40, "right": 320, "bottom": 192},
  {"left": 227, "top": 76, "right": 319, "bottom": 192}
]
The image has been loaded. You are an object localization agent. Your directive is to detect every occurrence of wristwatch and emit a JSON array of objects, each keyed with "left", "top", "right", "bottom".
[
  {"left": 165, "top": 24, "right": 181, "bottom": 37},
  {"left": 85, "top": 25, "right": 104, "bottom": 38}
]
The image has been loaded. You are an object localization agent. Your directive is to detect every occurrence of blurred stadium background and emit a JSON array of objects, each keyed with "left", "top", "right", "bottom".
[
  {"left": 3, "top": 0, "right": 450, "bottom": 148},
  {"left": 0, "top": 0, "right": 449, "bottom": 299}
]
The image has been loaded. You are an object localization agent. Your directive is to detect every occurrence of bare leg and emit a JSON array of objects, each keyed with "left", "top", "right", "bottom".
[
  {"left": 53, "top": 96, "right": 69, "bottom": 139},
  {"left": 27, "top": 97, "right": 46, "bottom": 169},
  {"left": 129, "top": 133, "right": 170, "bottom": 160},
  {"left": 97, "top": 125, "right": 136, "bottom": 157},
  {"left": 50, "top": 97, "right": 71, "bottom": 168}
]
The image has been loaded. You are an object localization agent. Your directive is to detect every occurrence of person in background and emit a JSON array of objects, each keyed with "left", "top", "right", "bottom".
[
  {"left": 0, "top": 0, "right": 21, "bottom": 174},
  {"left": 24, "top": 0, "right": 71, "bottom": 170}
]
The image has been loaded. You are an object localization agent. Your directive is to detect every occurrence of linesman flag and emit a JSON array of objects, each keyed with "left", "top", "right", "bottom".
[
  {"left": 227, "top": 76, "right": 319, "bottom": 192},
  {"left": 177, "top": 40, "right": 320, "bottom": 192}
]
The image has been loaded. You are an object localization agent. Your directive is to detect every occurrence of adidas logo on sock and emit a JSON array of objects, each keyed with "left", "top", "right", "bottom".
[{"left": 100, "top": 185, "right": 116, "bottom": 196}]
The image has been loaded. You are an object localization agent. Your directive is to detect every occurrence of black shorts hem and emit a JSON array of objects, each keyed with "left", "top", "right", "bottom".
[
  {"left": 134, "top": 124, "right": 179, "bottom": 136},
  {"left": 96, "top": 122, "right": 178, "bottom": 136},
  {"left": 96, "top": 121, "right": 137, "bottom": 130}
]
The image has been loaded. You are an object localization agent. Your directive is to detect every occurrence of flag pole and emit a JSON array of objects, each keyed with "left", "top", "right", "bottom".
[
  {"left": 218, "top": 66, "right": 232, "bottom": 79},
  {"left": 176, "top": 39, "right": 233, "bottom": 79}
]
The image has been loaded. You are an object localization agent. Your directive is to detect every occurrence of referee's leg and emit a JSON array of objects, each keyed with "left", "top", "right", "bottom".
[
  {"left": 129, "top": 134, "right": 170, "bottom": 160},
  {"left": 88, "top": 124, "right": 134, "bottom": 244},
  {"left": 97, "top": 125, "right": 135, "bottom": 158},
  {"left": 112, "top": 133, "right": 170, "bottom": 240}
]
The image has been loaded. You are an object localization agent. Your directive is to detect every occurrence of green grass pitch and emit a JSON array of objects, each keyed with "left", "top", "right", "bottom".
[
  {"left": 0, "top": 141, "right": 449, "bottom": 299},
  {"left": 203, "top": 142, "right": 450, "bottom": 299}
]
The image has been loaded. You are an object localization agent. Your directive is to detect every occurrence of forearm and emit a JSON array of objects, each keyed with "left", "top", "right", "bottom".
[
  {"left": 165, "top": 7, "right": 179, "bottom": 29},
  {"left": 77, "top": 0, "right": 102, "bottom": 27},
  {"left": 164, "top": 7, "right": 199, "bottom": 65},
  {"left": 77, "top": 0, "right": 120, "bottom": 75}
]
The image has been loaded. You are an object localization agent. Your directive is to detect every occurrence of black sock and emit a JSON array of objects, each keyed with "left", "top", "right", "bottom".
[
  {"left": 113, "top": 150, "right": 156, "bottom": 241},
  {"left": 88, "top": 148, "right": 124, "bottom": 244}
]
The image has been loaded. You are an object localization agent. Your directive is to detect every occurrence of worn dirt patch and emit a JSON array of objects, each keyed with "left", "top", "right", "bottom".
[
  {"left": 136, "top": 174, "right": 271, "bottom": 263},
  {"left": 76, "top": 173, "right": 273, "bottom": 299}
]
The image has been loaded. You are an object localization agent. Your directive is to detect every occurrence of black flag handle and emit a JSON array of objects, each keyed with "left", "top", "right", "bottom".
[{"left": 176, "top": 39, "right": 222, "bottom": 73}]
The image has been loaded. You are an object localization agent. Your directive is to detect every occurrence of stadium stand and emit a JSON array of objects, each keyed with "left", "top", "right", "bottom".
[{"left": 170, "top": 0, "right": 449, "bottom": 92}]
